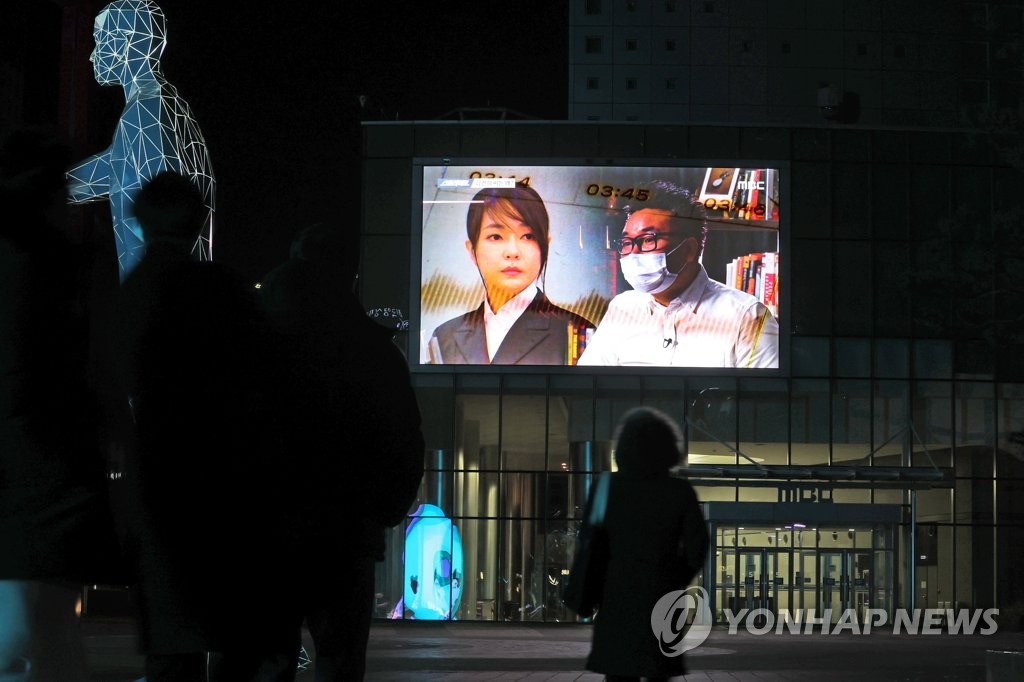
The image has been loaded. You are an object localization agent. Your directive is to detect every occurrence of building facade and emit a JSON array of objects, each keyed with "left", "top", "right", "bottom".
[
  {"left": 568, "top": 0, "right": 1018, "bottom": 128},
  {"left": 361, "top": 119, "right": 1024, "bottom": 625}
]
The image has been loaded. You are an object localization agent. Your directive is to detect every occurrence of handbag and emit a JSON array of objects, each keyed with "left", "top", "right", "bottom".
[{"left": 562, "top": 471, "right": 611, "bottom": 618}]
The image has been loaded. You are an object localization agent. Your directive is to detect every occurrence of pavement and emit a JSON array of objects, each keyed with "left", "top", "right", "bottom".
[{"left": 83, "top": 617, "right": 1024, "bottom": 681}]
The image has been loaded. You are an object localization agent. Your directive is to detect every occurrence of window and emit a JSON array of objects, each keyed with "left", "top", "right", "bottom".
[
  {"left": 666, "top": 0, "right": 677, "bottom": 11},
  {"left": 665, "top": 38, "right": 677, "bottom": 52},
  {"left": 585, "top": 35, "right": 603, "bottom": 53},
  {"left": 585, "top": 0, "right": 601, "bottom": 15},
  {"left": 666, "top": 77, "right": 677, "bottom": 90},
  {"left": 626, "top": 77, "right": 638, "bottom": 90},
  {"left": 586, "top": 77, "right": 601, "bottom": 90},
  {"left": 627, "top": 0, "right": 638, "bottom": 11},
  {"left": 625, "top": 37, "right": 638, "bottom": 51}
]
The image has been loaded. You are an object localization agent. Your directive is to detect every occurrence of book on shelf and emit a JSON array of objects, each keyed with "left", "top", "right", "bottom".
[
  {"left": 762, "top": 252, "right": 778, "bottom": 318},
  {"left": 567, "top": 322, "right": 594, "bottom": 366},
  {"left": 724, "top": 250, "right": 779, "bottom": 319},
  {"left": 746, "top": 169, "right": 760, "bottom": 221}
]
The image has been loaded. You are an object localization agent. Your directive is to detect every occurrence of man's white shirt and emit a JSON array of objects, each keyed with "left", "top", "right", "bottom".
[{"left": 577, "top": 266, "right": 779, "bottom": 368}]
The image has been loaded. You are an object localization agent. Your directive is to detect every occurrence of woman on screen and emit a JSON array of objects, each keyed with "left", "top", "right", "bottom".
[{"left": 427, "top": 182, "right": 593, "bottom": 365}]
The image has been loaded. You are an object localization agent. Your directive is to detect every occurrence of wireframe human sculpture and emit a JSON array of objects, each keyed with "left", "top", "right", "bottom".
[{"left": 66, "top": 0, "right": 215, "bottom": 282}]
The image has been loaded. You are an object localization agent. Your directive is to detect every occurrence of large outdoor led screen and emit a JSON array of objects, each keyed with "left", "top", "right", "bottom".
[{"left": 415, "top": 162, "right": 784, "bottom": 370}]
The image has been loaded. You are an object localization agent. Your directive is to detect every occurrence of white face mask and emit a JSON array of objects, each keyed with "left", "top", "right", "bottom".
[{"left": 619, "top": 239, "right": 686, "bottom": 294}]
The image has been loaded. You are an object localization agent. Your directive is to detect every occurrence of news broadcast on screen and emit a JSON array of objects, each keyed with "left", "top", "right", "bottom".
[{"left": 416, "top": 163, "right": 783, "bottom": 370}]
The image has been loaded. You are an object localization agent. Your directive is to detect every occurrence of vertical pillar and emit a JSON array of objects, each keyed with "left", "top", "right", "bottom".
[{"left": 908, "top": 490, "right": 917, "bottom": 612}]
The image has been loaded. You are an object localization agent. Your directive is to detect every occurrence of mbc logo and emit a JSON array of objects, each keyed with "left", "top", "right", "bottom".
[{"left": 650, "top": 586, "right": 713, "bottom": 656}]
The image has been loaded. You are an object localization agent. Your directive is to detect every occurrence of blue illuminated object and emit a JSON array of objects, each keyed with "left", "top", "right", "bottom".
[
  {"left": 400, "top": 504, "right": 464, "bottom": 620},
  {"left": 66, "top": 0, "right": 215, "bottom": 281}
]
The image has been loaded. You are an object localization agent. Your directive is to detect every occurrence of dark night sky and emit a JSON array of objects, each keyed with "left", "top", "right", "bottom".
[
  {"left": 152, "top": 1, "right": 568, "bottom": 281},
  {"left": 11, "top": 1, "right": 569, "bottom": 284}
]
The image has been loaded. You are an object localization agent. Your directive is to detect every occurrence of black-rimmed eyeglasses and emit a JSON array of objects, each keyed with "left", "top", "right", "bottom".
[{"left": 610, "top": 233, "right": 674, "bottom": 256}]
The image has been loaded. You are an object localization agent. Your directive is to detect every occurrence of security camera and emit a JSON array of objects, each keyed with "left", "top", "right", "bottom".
[
  {"left": 816, "top": 83, "right": 859, "bottom": 123},
  {"left": 818, "top": 84, "right": 842, "bottom": 119}
]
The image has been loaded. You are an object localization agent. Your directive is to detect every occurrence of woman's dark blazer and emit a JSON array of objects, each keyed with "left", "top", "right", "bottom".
[{"left": 430, "top": 290, "right": 592, "bottom": 365}]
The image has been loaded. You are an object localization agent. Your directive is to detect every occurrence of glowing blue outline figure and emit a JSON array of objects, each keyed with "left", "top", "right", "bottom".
[
  {"left": 66, "top": 0, "right": 215, "bottom": 281},
  {"left": 397, "top": 504, "right": 464, "bottom": 620}
]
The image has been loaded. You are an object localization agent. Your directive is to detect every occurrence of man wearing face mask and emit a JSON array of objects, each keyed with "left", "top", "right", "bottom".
[{"left": 577, "top": 187, "right": 779, "bottom": 368}]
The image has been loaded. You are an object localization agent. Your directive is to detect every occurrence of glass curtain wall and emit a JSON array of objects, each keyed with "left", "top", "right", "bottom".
[{"left": 378, "top": 358, "right": 1017, "bottom": 622}]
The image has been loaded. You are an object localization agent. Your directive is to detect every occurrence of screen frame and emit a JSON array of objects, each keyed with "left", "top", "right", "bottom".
[{"left": 409, "top": 156, "right": 790, "bottom": 377}]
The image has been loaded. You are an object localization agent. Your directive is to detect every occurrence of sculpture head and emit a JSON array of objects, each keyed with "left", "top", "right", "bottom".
[{"left": 91, "top": 0, "right": 167, "bottom": 85}]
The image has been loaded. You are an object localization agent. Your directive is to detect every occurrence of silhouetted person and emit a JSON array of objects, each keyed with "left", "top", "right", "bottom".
[
  {"left": 67, "top": 0, "right": 215, "bottom": 281},
  {"left": 574, "top": 407, "right": 709, "bottom": 681},
  {"left": 0, "top": 128, "right": 123, "bottom": 681},
  {"left": 116, "top": 171, "right": 282, "bottom": 681},
  {"left": 258, "top": 222, "right": 425, "bottom": 681}
]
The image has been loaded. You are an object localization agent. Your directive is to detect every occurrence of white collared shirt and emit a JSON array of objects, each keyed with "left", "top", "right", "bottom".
[
  {"left": 577, "top": 266, "right": 779, "bottom": 368},
  {"left": 483, "top": 284, "right": 538, "bottom": 361}
]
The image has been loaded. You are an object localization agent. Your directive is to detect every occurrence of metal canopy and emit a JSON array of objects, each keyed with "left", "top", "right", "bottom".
[
  {"left": 678, "top": 463, "right": 952, "bottom": 487},
  {"left": 682, "top": 417, "right": 951, "bottom": 488}
]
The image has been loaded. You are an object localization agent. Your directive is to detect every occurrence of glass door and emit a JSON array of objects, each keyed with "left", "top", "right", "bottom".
[
  {"left": 819, "top": 551, "right": 851, "bottom": 623},
  {"left": 872, "top": 525, "right": 894, "bottom": 617},
  {"left": 850, "top": 551, "right": 872, "bottom": 622},
  {"left": 738, "top": 549, "right": 777, "bottom": 626},
  {"left": 773, "top": 548, "right": 791, "bottom": 620},
  {"left": 716, "top": 545, "right": 737, "bottom": 622},
  {"left": 819, "top": 549, "right": 878, "bottom": 624},
  {"left": 793, "top": 548, "right": 817, "bottom": 617},
  {"left": 705, "top": 517, "right": 896, "bottom": 626}
]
